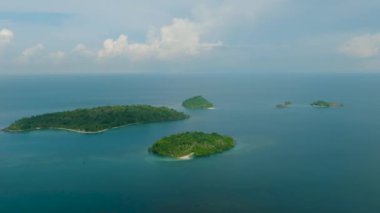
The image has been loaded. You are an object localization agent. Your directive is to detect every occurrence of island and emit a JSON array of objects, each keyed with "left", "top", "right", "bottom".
[
  {"left": 310, "top": 100, "right": 343, "bottom": 108},
  {"left": 182, "top": 96, "right": 214, "bottom": 109},
  {"left": 149, "top": 131, "right": 235, "bottom": 159},
  {"left": 4, "top": 105, "right": 189, "bottom": 133},
  {"left": 276, "top": 101, "right": 292, "bottom": 109}
]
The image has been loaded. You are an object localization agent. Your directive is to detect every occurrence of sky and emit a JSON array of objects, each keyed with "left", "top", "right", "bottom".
[{"left": 0, "top": 0, "right": 380, "bottom": 74}]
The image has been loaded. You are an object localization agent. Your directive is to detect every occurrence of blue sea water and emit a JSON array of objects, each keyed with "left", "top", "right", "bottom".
[{"left": 0, "top": 73, "right": 380, "bottom": 213}]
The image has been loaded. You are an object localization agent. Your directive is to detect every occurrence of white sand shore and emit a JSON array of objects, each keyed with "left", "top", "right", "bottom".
[
  {"left": 4, "top": 123, "right": 142, "bottom": 134},
  {"left": 177, "top": 153, "right": 194, "bottom": 160},
  {"left": 4, "top": 128, "right": 106, "bottom": 134},
  {"left": 53, "top": 128, "right": 108, "bottom": 134}
]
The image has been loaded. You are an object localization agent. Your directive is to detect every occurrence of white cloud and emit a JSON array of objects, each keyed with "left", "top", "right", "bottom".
[
  {"left": 49, "top": 51, "right": 65, "bottom": 60},
  {"left": 73, "top": 43, "right": 94, "bottom": 56},
  {"left": 92, "top": 0, "right": 279, "bottom": 61},
  {"left": 2, "top": 1, "right": 281, "bottom": 69},
  {"left": 340, "top": 33, "right": 380, "bottom": 58},
  {"left": 22, "top": 43, "right": 44, "bottom": 57},
  {"left": 97, "top": 34, "right": 128, "bottom": 58},
  {"left": 0, "top": 28, "right": 13, "bottom": 43},
  {"left": 18, "top": 43, "right": 44, "bottom": 62},
  {"left": 0, "top": 28, "right": 14, "bottom": 51},
  {"left": 96, "top": 18, "right": 222, "bottom": 60},
  {"left": 151, "top": 18, "right": 222, "bottom": 59}
]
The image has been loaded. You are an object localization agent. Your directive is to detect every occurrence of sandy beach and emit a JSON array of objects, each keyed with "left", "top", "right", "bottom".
[
  {"left": 177, "top": 153, "right": 194, "bottom": 160},
  {"left": 4, "top": 127, "right": 108, "bottom": 134},
  {"left": 3, "top": 123, "right": 143, "bottom": 134},
  {"left": 53, "top": 128, "right": 108, "bottom": 134}
]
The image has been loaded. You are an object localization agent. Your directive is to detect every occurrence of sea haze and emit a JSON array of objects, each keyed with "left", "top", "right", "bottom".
[{"left": 1, "top": 73, "right": 380, "bottom": 212}]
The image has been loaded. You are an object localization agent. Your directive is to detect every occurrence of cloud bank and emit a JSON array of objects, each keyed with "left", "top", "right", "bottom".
[
  {"left": 6, "top": 16, "right": 223, "bottom": 68},
  {"left": 3, "top": 0, "right": 380, "bottom": 73},
  {"left": 340, "top": 33, "right": 380, "bottom": 58},
  {"left": 18, "top": 43, "right": 44, "bottom": 62},
  {"left": 96, "top": 18, "right": 222, "bottom": 60},
  {"left": 0, "top": 0, "right": 282, "bottom": 72}
]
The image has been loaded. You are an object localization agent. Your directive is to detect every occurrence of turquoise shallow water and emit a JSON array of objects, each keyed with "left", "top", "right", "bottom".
[{"left": 1, "top": 73, "right": 380, "bottom": 212}]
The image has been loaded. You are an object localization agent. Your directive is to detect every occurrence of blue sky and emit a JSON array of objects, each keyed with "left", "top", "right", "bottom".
[{"left": 0, "top": 0, "right": 380, "bottom": 74}]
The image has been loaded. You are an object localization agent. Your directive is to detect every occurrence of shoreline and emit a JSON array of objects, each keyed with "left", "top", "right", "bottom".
[
  {"left": 177, "top": 153, "right": 194, "bottom": 160},
  {"left": 53, "top": 127, "right": 108, "bottom": 134},
  {"left": 3, "top": 123, "right": 142, "bottom": 134},
  {"left": 4, "top": 127, "right": 108, "bottom": 134}
]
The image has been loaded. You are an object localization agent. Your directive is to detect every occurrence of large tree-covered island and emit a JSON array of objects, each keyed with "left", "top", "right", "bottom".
[
  {"left": 149, "top": 131, "right": 235, "bottom": 159},
  {"left": 182, "top": 96, "right": 214, "bottom": 109},
  {"left": 4, "top": 105, "right": 189, "bottom": 133},
  {"left": 311, "top": 100, "right": 343, "bottom": 108}
]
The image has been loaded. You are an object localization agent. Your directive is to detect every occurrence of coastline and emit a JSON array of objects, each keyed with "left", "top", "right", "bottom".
[
  {"left": 3, "top": 123, "right": 142, "bottom": 134},
  {"left": 177, "top": 153, "right": 194, "bottom": 160},
  {"left": 4, "top": 127, "right": 108, "bottom": 134},
  {"left": 53, "top": 127, "right": 108, "bottom": 134},
  {"left": 4, "top": 114, "right": 191, "bottom": 134}
]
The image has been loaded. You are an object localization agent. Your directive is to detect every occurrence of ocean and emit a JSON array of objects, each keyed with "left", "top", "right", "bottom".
[{"left": 0, "top": 73, "right": 380, "bottom": 212}]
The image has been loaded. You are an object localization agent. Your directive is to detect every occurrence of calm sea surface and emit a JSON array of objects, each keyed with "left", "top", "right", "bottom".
[{"left": 0, "top": 73, "right": 380, "bottom": 213}]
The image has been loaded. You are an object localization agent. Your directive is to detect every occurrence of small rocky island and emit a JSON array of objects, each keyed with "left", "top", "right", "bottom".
[
  {"left": 311, "top": 100, "right": 343, "bottom": 108},
  {"left": 182, "top": 96, "right": 214, "bottom": 109},
  {"left": 276, "top": 101, "right": 292, "bottom": 109},
  {"left": 149, "top": 131, "right": 235, "bottom": 159},
  {"left": 4, "top": 105, "right": 189, "bottom": 133}
]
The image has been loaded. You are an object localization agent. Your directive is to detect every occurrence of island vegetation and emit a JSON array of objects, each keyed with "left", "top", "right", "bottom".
[
  {"left": 4, "top": 105, "right": 189, "bottom": 133},
  {"left": 149, "top": 131, "right": 235, "bottom": 159},
  {"left": 276, "top": 101, "right": 292, "bottom": 109},
  {"left": 182, "top": 96, "right": 214, "bottom": 109},
  {"left": 311, "top": 100, "right": 343, "bottom": 108}
]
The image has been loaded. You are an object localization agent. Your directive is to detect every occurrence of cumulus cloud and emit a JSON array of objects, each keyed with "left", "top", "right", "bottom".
[
  {"left": 92, "top": 2, "right": 254, "bottom": 60},
  {"left": 98, "top": 34, "right": 128, "bottom": 58},
  {"left": 0, "top": 28, "right": 14, "bottom": 51},
  {"left": 96, "top": 18, "right": 222, "bottom": 60},
  {"left": 18, "top": 43, "right": 44, "bottom": 62},
  {"left": 3, "top": 1, "right": 279, "bottom": 68},
  {"left": 0, "top": 28, "right": 14, "bottom": 43},
  {"left": 6, "top": 16, "right": 222, "bottom": 65},
  {"left": 151, "top": 18, "right": 222, "bottom": 59},
  {"left": 340, "top": 33, "right": 380, "bottom": 58},
  {"left": 49, "top": 51, "right": 65, "bottom": 60},
  {"left": 22, "top": 43, "right": 44, "bottom": 57},
  {"left": 73, "top": 43, "right": 94, "bottom": 56}
]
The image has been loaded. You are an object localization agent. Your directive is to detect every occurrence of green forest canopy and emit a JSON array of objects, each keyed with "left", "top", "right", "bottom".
[
  {"left": 149, "top": 131, "right": 235, "bottom": 158},
  {"left": 5, "top": 105, "right": 189, "bottom": 132},
  {"left": 182, "top": 96, "right": 214, "bottom": 109}
]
